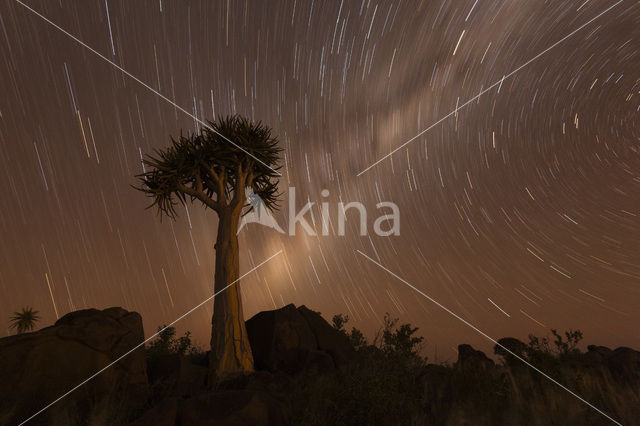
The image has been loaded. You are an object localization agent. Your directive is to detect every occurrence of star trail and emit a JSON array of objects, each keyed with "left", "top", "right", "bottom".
[{"left": 0, "top": 0, "right": 638, "bottom": 361}]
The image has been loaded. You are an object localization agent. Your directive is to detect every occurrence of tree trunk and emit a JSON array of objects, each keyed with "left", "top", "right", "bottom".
[{"left": 209, "top": 208, "right": 254, "bottom": 383}]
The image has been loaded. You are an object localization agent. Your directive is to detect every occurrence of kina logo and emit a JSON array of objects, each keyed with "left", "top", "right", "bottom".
[
  {"left": 237, "top": 187, "right": 285, "bottom": 234},
  {"left": 237, "top": 187, "right": 400, "bottom": 237}
]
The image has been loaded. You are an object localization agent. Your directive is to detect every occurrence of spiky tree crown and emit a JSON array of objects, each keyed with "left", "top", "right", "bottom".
[
  {"left": 136, "top": 115, "right": 282, "bottom": 219},
  {"left": 9, "top": 307, "right": 40, "bottom": 334}
]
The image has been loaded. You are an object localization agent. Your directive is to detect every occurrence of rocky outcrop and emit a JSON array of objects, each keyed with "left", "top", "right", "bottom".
[
  {"left": 8, "top": 303, "right": 639, "bottom": 425},
  {"left": 245, "top": 304, "right": 317, "bottom": 374},
  {"left": 494, "top": 337, "right": 528, "bottom": 359},
  {"left": 455, "top": 344, "right": 494, "bottom": 371},
  {"left": 0, "top": 307, "right": 148, "bottom": 424},
  {"left": 297, "top": 305, "right": 356, "bottom": 368},
  {"left": 147, "top": 352, "right": 209, "bottom": 399},
  {"left": 588, "top": 345, "right": 640, "bottom": 384},
  {"left": 135, "top": 304, "right": 347, "bottom": 425},
  {"left": 245, "top": 304, "right": 355, "bottom": 375}
]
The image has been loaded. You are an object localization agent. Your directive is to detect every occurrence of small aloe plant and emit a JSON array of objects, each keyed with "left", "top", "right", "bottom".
[{"left": 9, "top": 307, "right": 41, "bottom": 334}]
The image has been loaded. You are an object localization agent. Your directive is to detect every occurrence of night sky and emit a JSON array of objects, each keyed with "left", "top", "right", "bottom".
[{"left": 1, "top": 0, "right": 638, "bottom": 361}]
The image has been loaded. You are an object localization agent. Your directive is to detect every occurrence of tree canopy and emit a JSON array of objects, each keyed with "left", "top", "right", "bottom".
[{"left": 136, "top": 115, "right": 282, "bottom": 219}]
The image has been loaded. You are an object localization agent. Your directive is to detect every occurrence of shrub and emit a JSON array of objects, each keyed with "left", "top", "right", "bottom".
[
  {"left": 294, "top": 313, "right": 427, "bottom": 424},
  {"left": 551, "top": 329, "right": 583, "bottom": 357},
  {"left": 332, "top": 313, "right": 368, "bottom": 351},
  {"left": 145, "top": 325, "right": 205, "bottom": 405},
  {"left": 146, "top": 325, "right": 201, "bottom": 358},
  {"left": 380, "top": 313, "right": 424, "bottom": 360}
]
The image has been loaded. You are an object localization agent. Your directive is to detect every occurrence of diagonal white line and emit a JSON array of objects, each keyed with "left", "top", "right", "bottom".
[
  {"left": 356, "top": 249, "right": 622, "bottom": 425},
  {"left": 19, "top": 249, "right": 284, "bottom": 425},
  {"left": 14, "top": 0, "right": 281, "bottom": 176},
  {"left": 357, "top": 0, "right": 623, "bottom": 176},
  {"left": 487, "top": 297, "right": 510, "bottom": 317}
]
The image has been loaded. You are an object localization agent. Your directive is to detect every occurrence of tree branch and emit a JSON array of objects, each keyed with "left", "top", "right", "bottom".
[
  {"left": 230, "top": 162, "right": 249, "bottom": 211},
  {"left": 207, "top": 164, "right": 221, "bottom": 184},
  {"left": 194, "top": 172, "right": 204, "bottom": 193},
  {"left": 220, "top": 168, "right": 229, "bottom": 205},
  {"left": 177, "top": 182, "right": 218, "bottom": 211}
]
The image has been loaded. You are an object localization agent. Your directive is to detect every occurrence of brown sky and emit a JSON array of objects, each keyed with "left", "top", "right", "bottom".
[{"left": 1, "top": 0, "right": 639, "bottom": 360}]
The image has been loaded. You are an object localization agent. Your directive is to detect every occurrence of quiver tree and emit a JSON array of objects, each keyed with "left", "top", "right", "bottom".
[{"left": 136, "top": 115, "right": 281, "bottom": 380}]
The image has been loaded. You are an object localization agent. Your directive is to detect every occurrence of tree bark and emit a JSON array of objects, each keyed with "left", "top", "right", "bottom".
[{"left": 209, "top": 207, "right": 254, "bottom": 382}]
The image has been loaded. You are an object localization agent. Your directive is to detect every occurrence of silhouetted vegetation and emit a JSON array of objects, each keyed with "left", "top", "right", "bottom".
[
  {"left": 145, "top": 325, "right": 206, "bottom": 407},
  {"left": 146, "top": 325, "right": 200, "bottom": 358},
  {"left": 6, "top": 305, "right": 637, "bottom": 425},
  {"left": 291, "top": 313, "right": 428, "bottom": 425},
  {"left": 288, "top": 315, "right": 639, "bottom": 425},
  {"left": 8, "top": 307, "right": 40, "bottom": 334}
]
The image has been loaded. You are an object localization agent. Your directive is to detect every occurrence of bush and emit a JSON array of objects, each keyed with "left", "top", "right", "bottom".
[
  {"left": 146, "top": 325, "right": 200, "bottom": 358},
  {"left": 379, "top": 313, "right": 424, "bottom": 360},
  {"left": 332, "top": 314, "right": 368, "bottom": 350},
  {"left": 551, "top": 329, "right": 583, "bottom": 357},
  {"left": 292, "top": 313, "right": 427, "bottom": 425},
  {"left": 145, "top": 325, "right": 205, "bottom": 405}
]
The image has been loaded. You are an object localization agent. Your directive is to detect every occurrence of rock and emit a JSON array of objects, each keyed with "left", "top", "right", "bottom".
[
  {"left": 147, "top": 352, "right": 181, "bottom": 384},
  {"left": 582, "top": 345, "right": 640, "bottom": 383},
  {"left": 0, "top": 307, "right": 148, "bottom": 424},
  {"left": 420, "top": 363, "right": 452, "bottom": 406},
  {"left": 606, "top": 347, "right": 640, "bottom": 382},
  {"left": 178, "top": 390, "right": 291, "bottom": 425},
  {"left": 304, "top": 349, "right": 336, "bottom": 373},
  {"left": 494, "top": 337, "right": 528, "bottom": 359},
  {"left": 584, "top": 345, "right": 613, "bottom": 365},
  {"left": 455, "top": 344, "right": 494, "bottom": 372},
  {"left": 246, "top": 304, "right": 317, "bottom": 374},
  {"left": 297, "top": 305, "right": 356, "bottom": 369},
  {"left": 147, "top": 352, "right": 207, "bottom": 399},
  {"left": 176, "top": 357, "right": 209, "bottom": 397},
  {"left": 245, "top": 304, "right": 354, "bottom": 375},
  {"left": 587, "top": 345, "right": 612, "bottom": 358}
]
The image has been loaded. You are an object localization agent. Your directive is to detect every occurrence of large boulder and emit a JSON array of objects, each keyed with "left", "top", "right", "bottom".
[
  {"left": 245, "top": 304, "right": 317, "bottom": 373},
  {"left": 297, "top": 305, "right": 356, "bottom": 368},
  {"left": 586, "top": 344, "right": 612, "bottom": 360},
  {"left": 246, "top": 304, "right": 355, "bottom": 375},
  {"left": 0, "top": 307, "right": 148, "bottom": 424},
  {"left": 606, "top": 347, "right": 640, "bottom": 383},
  {"left": 455, "top": 344, "right": 494, "bottom": 372},
  {"left": 147, "top": 352, "right": 208, "bottom": 399},
  {"left": 494, "top": 337, "right": 528, "bottom": 359},
  {"left": 583, "top": 345, "right": 640, "bottom": 383},
  {"left": 420, "top": 363, "right": 452, "bottom": 408}
]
